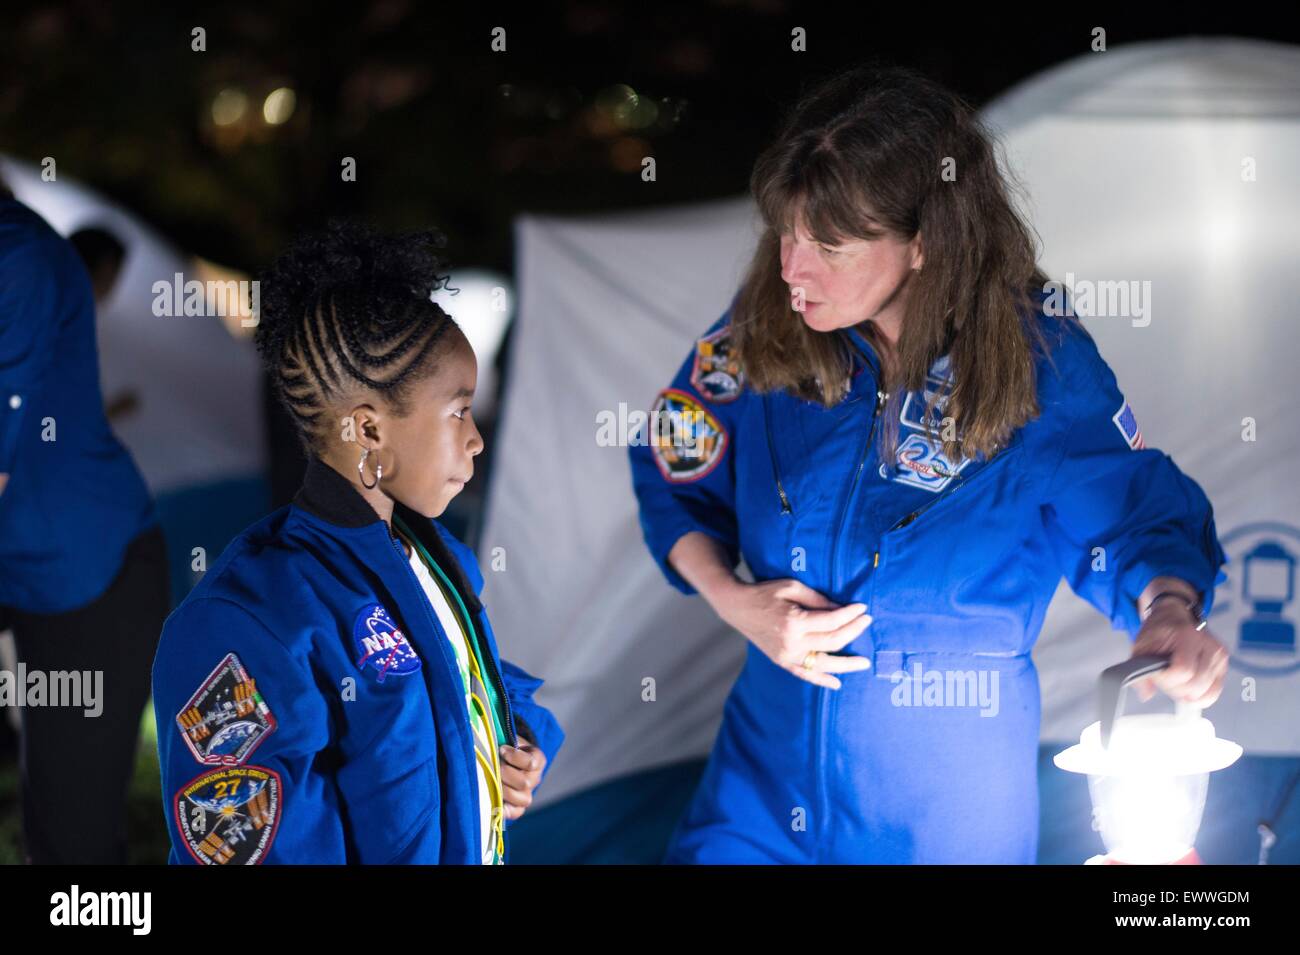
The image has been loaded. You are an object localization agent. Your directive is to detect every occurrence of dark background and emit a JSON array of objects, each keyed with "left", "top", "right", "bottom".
[{"left": 5, "top": 3, "right": 1294, "bottom": 279}]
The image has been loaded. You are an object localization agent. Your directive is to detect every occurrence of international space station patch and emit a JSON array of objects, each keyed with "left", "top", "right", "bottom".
[{"left": 176, "top": 652, "right": 277, "bottom": 766}]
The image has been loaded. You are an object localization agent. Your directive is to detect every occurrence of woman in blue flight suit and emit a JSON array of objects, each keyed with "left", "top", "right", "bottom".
[
  {"left": 628, "top": 65, "right": 1230, "bottom": 864},
  {"left": 152, "top": 222, "right": 562, "bottom": 864}
]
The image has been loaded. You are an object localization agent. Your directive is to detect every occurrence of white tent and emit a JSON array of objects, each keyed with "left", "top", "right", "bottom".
[
  {"left": 482, "top": 199, "right": 760, "bottom": 803},
  {"left": 485, "top": 36, "right": 1300, "bottom": 809},
  {"left": 982, "top": 37, "right": 1300, "bottom": 754}
]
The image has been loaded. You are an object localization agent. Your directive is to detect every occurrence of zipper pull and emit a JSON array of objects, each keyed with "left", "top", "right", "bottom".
[
  {"left": 891, "top": 511, "right": 918, "bottom": 531},
  {"left": 762, "top": 392, "right": 794, "bottom": 517}
]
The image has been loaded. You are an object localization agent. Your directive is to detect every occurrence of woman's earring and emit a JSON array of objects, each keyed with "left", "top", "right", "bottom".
[{"left": 358, "top": 448, "right": 382, "bottom": 489}]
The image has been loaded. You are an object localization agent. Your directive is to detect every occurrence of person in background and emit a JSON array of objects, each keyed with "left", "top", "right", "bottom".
[
  {"left": 0, "top": 179, "right": 169, "bottom": 863},
  {"left": 69, "top": 225, "right": 139, "bottom": 423},
  {"left": 68, "top": 226, "right": 125, "bottom": 305}
]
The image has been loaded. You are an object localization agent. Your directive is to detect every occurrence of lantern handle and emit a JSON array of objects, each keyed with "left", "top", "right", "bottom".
[
  {"left": 1099, "top": 655, "right": 1205, "bottom": 748},
  {"left": 1099, "top": 654, "right": 1171, "bottom": 749}
]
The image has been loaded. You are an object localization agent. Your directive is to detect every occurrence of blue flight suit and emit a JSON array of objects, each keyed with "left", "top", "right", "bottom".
[
  {"left": 152, "top": 455, "right": 564, "bottom": 864},
  {"left": 0, "top": 197, "right": 156, "bottom": 613},
  {"left": 628, "top": 293, "right": 1227, "bottom": 864}
]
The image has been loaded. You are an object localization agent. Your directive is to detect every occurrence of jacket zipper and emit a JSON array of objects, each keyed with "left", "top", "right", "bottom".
[
  {"left": 828, "top": 389, "right": 888, "bottom": 593},
  {"left": 389, "top": 531, "right": 518, "bottom": 746},
  {"left": 815, "top": 385, "right": 884, "bottom": 859},
  {"left": 762, "top": 394, "right": 792, "bottom": 515},
  {"left": 388, "top": 531, "right": 485, "bottom": 861}
]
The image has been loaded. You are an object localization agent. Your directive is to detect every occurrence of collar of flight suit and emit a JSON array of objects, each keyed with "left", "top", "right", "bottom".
[
  {"left": 291, "top": 453, "right": 484, "bottom": 614},
  {"left": 843, "top": 324, "right": 883, "bottom": 381}
]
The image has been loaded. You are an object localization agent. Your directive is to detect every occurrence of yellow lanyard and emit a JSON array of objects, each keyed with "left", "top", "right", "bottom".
[{"left": 401, "top": 529, "right": 506, "bottom": 862}]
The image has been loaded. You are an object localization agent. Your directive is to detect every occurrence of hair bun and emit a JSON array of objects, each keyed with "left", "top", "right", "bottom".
[{"left": 254, "top": 219, "right": 452, "bottom": 369}]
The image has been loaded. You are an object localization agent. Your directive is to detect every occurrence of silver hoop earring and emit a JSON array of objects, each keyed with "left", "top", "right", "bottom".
[{"left": 358, "top": 448, "right": 381, "bottom": 489}]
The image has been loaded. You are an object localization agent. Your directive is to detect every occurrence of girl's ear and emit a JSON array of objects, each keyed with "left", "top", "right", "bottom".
[
  {"left": 911, "top": 232, "right": 924, "bottom": 272},
  {"left": 348, "top": 404, "right": 385, "bottom": 449}
]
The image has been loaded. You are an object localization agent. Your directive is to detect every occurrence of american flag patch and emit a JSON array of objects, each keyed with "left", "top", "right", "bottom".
[{"left": 1112, "top": 399, "right": 1146, "bottom": 450}]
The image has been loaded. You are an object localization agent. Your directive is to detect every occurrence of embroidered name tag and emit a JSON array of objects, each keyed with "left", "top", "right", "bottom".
[{"left": 900, "top": 356, "right": 961, "bottom": 439}]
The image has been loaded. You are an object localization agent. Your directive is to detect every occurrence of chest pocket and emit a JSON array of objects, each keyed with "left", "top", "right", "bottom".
[
  {"left": 882, "top": 430, "right": 1026, "bottom": 534},
  {"left": 870, "top": 434, "right": 1035, "bottom": 656},
  {"left": 762, "top": 387, "right": 869, "bottom": 515},
  {"left": 327, "top": 607, "right": 442, "bottom": 862},
  {"left": 336, "top": 750, "right": 440, "bottom": 864}
]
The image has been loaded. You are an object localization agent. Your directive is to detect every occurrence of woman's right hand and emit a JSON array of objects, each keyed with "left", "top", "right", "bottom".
[
  {"left": 668, "top": 531, "right": 874, "bottom": 689},
  {"left": 711, "top": 578, "right": 873, "bottom": 689}
]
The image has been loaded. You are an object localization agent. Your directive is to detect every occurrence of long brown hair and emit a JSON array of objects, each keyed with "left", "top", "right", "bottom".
[{"left": 733, "top": 62, "right": 1053, "bottom": 463}]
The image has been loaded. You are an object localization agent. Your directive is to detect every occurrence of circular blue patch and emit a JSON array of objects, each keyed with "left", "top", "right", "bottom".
[{"left": 353, "top": 604, "right": 422, "bottom": 681}]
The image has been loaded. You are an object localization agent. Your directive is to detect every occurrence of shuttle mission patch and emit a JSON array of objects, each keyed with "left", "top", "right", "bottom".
[
  {"left": 890, "top": 433, "right": 969, "bottom": 492},
  {"left": 175, "top": 765, "right": 281, "bottom": 865},
  {"left": 176, "top": 652, "right": 277, "bottom": 766},
  {"left": 690, "top": 326, "right": 744, "bottom": 402},
  {"left": 649, "top": 388, "right": 728, "bottom": 483}
]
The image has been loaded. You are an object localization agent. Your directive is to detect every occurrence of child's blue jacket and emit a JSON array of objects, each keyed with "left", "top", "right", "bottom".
[{"left": 153, "top": 455, "right": 563, "bottom": 864}]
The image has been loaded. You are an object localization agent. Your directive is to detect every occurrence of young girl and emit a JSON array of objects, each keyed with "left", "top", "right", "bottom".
[{"left": 153, "top": 221, "right": 562, "bottom": 864}]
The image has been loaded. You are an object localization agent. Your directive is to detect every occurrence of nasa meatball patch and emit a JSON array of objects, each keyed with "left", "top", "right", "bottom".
[
  {"left": 353, "top": 603, "right": 422, "bottom": 681},
  {"left": 690, "top": 326, "right": 744, "bottom": 402},
  {"left": 175, "top": 765, "right": 281, "bottom": 865},
  {"left": 649, "top": 388, "right": 728, "bottom": 483},
  {"left": 176, "top": 652, "right": 277, "bottom": 766}
]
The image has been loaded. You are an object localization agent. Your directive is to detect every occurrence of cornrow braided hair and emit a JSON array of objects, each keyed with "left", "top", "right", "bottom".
[{"left": 254, "top": 219, "right": 458, "bottom": 452}]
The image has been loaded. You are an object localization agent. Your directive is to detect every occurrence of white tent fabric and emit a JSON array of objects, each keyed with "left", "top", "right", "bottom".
[
  {"left": 486, "top": 37, "right": 1300, "bottom": 808},
  {"left": 0, "top": 156, "right": 266, "bottom": 493},
  {"left": 481, "top": 200, "right": 760, "bottom": 804},
  {"left": 982, "top": 37, "right": 1300, "bottom": 754}
]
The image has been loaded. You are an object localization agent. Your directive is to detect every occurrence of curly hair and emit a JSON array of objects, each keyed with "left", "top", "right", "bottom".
[{"left": 253, "top": 219, "right": 459, "bottom": 454}]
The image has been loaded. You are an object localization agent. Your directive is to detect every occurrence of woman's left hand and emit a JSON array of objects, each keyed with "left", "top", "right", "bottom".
[
  {"left": 1129, "top": 600, "right": 1230, "bottom": 707},
  {"left": 500, "top": 740, "right": 547, "bottom": 820}
]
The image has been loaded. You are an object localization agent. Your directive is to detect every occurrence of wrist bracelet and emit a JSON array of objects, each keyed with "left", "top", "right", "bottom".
[{"left": 1143, "top": 591, "right": 1207, "bottom": 630}]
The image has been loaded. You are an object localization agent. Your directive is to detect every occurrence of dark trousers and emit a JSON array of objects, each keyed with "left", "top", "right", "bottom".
[{"left": 4, "top": 524, "right": 169, "bottom": 864}]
